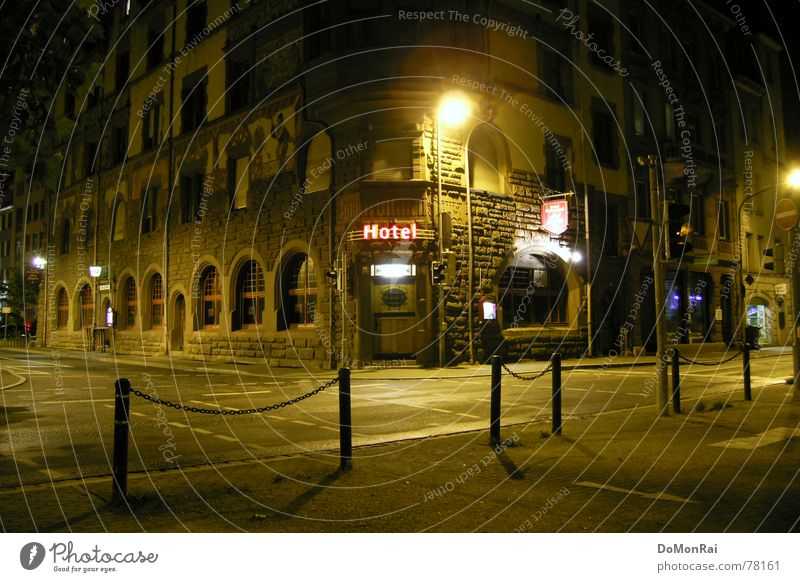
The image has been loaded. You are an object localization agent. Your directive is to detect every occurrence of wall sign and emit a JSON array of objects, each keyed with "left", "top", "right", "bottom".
[
  {"left": 363, "top": 223, "right": 418, "bottom": 240},
  {"left": 541, "top": 200, "right": 569, "bottom": 235}
]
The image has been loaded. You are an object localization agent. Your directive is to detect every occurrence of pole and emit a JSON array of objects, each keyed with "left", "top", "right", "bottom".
[
  {"left": 437, "top": 116, "right": 446, "bottom": 367},
  {"left": 490, "top": 355, "right": 502, "bottom": 446},
  {"left": 642, "top": 155, "right": 670, "bottom": 416},
  {"left": 465, "top": 131, "right": 475, "bottom": 365},
  {"left": 792, "top": 227, "right": 800, "bottom": 387},
  {"left": 551, "top": 352, "right": 562, "bottom": 435},
  {"left": 112, "top": 378, "right": 131, "bottom": 503},
  {"left": 671, "top": 348, "right": 681, "bottom": 414},
  {"left": 583, "top": 183, "right": 594, "bottom": 356},
  {"left": 338, "top": 367, "right": 352, "bottom": 471},
  {"left": 743, "top": 345, "right": 752, "bottom": 401}
]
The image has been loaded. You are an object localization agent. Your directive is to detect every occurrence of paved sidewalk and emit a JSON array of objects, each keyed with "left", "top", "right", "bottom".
[{"left": 2, "top": 379, "right": 798, "bottom": 532}]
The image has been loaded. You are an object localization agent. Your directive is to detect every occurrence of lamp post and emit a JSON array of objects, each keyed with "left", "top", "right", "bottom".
[
  {"left": 437, "top": 94, "right": 474, "bottom": 365},
  {"left": 736, "top": 169, "right": 800, "bottom": 385},
  {"left": 89, "top": 265, "right": 102, "bottom": 350}
]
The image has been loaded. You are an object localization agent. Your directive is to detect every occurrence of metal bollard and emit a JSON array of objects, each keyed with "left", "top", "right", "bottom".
[
  {"left": 112, "top": 378, "right": 131, "bottom": 504},
  {"left": 671, "top": 348, "right": 681, "bottom": 414},
  {"left": 552, "top": 353, "right": 562, "bottom": 436},
  {"left": 338, "top": 367, "right": 352, "bottom": 471},
  {"left": 490, "top": 355, "right": 502, "bottom": 446},
  {"left": 743, "top": 346, "right": 752, "bottom": 401}
]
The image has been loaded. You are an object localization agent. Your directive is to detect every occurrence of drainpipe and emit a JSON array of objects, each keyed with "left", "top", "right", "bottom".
[{"left": 165, "top": 1, "right": 177, "bottom": 355}]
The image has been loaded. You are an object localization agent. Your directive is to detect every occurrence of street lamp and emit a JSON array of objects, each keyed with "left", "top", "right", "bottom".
[{"left": 437, "top": 93, "right": 475, "bottom": 365}]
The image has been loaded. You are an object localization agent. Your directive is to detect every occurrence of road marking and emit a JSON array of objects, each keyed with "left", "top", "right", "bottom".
[
  {"left": 38, "top": 398, "right": 114, "bottom": 405},
  {"left": 318, "top": 426, "right": 339, "bottom": 433},
  {"left": 191, "top": 428, "right": 213, "bottom": 435},
  {"left": 38, "top": 468, "right": 68, "bottom": 480},
  {"left": 190, "top": 399, "right": 238, "bottom": 411},
  {"left": 202, "top": 390, "right": 272, "bottom": 397},
  {"left": 431, "top": 408, "right": 451, "bottom": 414},
  {"left": 596, "top": 390, "right": 617, "bottom": 394},
  {"left": 291, "top": 419, "right": 315, "bottom": 426},
  {"left": 575, "top": 481, "right": 697, "bottom": 504},
  {"left": 131, "top": 411, "right": 146, "bottom": 417},
  {"left": 456, "top": 412, "right": 481, "bottom": 419},
  {"left": 351, "top": 383, "right": 387, "bottom": 388},
  {"left": 213, "top": 434, "right": 238, "bottom": 442},
  {"left": 710, "top": 427, "right": 800, "bottom": 450},
  {"left": 168, "top": 422, "right": 190, "bottom": 429},
  {"left": 625, "top": 392, "right": 649, "bottom": 397},
  {"left": 569, "top": 387, "right": 590, "bottom": 392}
]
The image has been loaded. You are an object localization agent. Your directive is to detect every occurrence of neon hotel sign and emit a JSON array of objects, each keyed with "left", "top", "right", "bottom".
[{"left": 363, "top": 222, "right": 418, "bottom": 240}]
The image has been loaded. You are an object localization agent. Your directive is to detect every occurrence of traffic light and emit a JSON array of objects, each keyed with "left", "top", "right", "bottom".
[
  {"left": 431, "top": 261, "right": 446, "bottom": 285},
  {"left": 667, "top": 202, "right": 692, "bottom": 258}
]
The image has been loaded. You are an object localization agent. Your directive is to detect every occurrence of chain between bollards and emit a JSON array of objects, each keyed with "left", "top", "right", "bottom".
[
  {"left": 671, "top": 348, "right": 681, "bottom": 414},
  {"left": 112, "top": 378, "right": 131, "bottom": 504},
  {"left": 743, "top": 345, "right": 752, "bottom": 401},
  {"left": 490, "top": 356, "right": 502, "bottom": 446},
  {"left": 551, "top": 352, "right": 562, "bottom": 436},
  {"left": 338, "top": 367, "right": 352, "bottom": 471}
]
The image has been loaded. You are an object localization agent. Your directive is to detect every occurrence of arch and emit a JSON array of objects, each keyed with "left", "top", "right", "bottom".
[
  {"left": 55, "top": 287, "right": 69, "bottom": 329},
  {"left": 277, "top": 251, "right": 318, "bottom": 331},
  {"left": 118, "top": 275, "right": 138, "bottom": 331},
  {"left": 111, "top": 198, "right": 126, "bottom": 241},
  {"left": 171, "top": 293, "right": 186, "bottom": 351},
  {"left": 196, "top": 264, "right": 221, "bottom": 329},
  {"left": 148, "top": 272, "right": 165, "bottom": 329},
  {"left": 232, "top": 258, "right": 266, "bottom": 330},
  {"left": 78, "top": 283, "right": 94, "bottom": 329},
  {"left": 469, "top": 125, "right": 508, "bottom": 194}
]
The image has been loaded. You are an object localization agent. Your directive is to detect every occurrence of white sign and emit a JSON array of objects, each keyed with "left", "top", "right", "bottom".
[
  {"left": 99, "top": 284, "right": 111, "bottom": 291},
  {"left": 775, "top": 283, "right": 788, "bottom": 296}
]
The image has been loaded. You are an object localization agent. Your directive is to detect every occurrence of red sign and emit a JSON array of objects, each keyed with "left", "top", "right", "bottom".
[
  {"left": 541, "top": 199, "right": 569, "bottom": 235},
  {"left": 363, "top": 223, "right": 418, "bottom": 240},
  {"left": 775, "top": 198, "right": 798, "bottom": 231}
]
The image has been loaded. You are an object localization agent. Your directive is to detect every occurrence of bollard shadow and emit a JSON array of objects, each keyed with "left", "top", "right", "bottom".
[
  {"left": 490, "top": 442, "right": 525, "bottom": 480},
  {"left": 274, "top": 469, "right": 344, "bottom": 520}
]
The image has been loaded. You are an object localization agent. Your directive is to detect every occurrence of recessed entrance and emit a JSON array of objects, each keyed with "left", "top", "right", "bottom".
[{"left": 171, "top": 294, "right": 186, "bottom": 352}]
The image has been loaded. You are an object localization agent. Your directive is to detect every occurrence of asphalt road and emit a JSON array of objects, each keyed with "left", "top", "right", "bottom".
[{"left": 0, "top": 349, "right": 791, "bottom": 491}]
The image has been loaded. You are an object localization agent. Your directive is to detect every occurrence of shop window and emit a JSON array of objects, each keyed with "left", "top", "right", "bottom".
[
  {"left": 234, "top": 260, "right": 264, "bottom": 329},
  {"left": 112, "top": 200, "right": 126, "bottom": 241},
  {"left": 150, "top": 274, "right": 164, "bottom": 329},
  {"left": 469, "top": 128, "right": 502, "bottom": 193},
  {"left": 279, "top": 254, "right": 317, "bottom": 330},
  {"left": 123, "top": 278, "right": 137, "bottom": 329},
  {"left": 200, "top": 266, "right": 220, "bottom": 328},
  {"left": 57, "top": 288, "right": 69, "bottom": 329},
  {"left": 79, "top": 284, "right": 93, "bottom": 328},
  {"left": 499, "top": 255, "right": 566, "bottom": 327}
]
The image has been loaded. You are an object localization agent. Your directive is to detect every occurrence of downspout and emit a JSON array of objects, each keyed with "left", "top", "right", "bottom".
[{"left": 165, "top": 0, "right": 177, "bottom": 355}]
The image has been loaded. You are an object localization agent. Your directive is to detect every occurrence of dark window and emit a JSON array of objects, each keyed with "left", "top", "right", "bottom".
[
  {"left": 60, "top": 220, "right": 70, "bottom": 255},
  {"left": 115, "top": 50, "right": 129, "bottom": 93},
  {"left": 690, "top": 194, "right": 705, "bottom": 235},
  {"left": 587, "top": 8, "right": 614, "bottom": 69},
  {"left": 635, "top": 181, "right": 650, "bottom": 219},
  {"left": 124, "top": 278, "right": 137, "bottom": 329},
  {"left": 200, "top": 266, "right": 220, "bottom": 328},
  {"left": 112, "top": 124, "right": 128, "bottom": 165},
  {"left": 88, "top": 86, "right": 103, "bottom": 108},
  {"left": 499, "top": 256, "right": 566, "bottom": 326},
  {"left": 544, "top": 137, "right": 570, "bottom": 193},
  {"left": 185, "top": 0, "right": 207, "bottom": 41},
  {"left": 718, "top": 201, "right": 731, "bottom": 240},
  {"left": 540, "top": 45, "right": 572, "bottom": 103},
  {"left": 80, "top": 284, "right": 93, "bottom": 328},
  {"left": 147, "top": 26, "right": 164, "bottom": 70},
  {"left": 142, "top": 187, "right": 158, "bottom": 234},
  {"left": 181, "top": 71, "right": 207, "bottom": 132},
  {"left": 64, "top": 90, "right": 76, "bottom": 120},
  {"left": 57, "top": 288, "right": 69, "bottom": 329},
  {"left": 304, "top": 2, "right": 332, "bottom": 61},
  {"left": 592, "top": 101, "right": 618, "bottom": 166},
  {"left": 180, "top": 173, "right": 204, "bottom": 223},
  {"left": 142, "top": 98, "right": 161, "bottom": 150},
  {"left": 633, "top": 88, "right": 647, "bottom": 137},
  {"left": 234, "top": 260, "right": 265, "bottom": 329},
  {"left": 279, "top": 254, "right": 317, "bottom": 330},
  {"left": 226, "top": 47, "right": 253, "bottom": 112},
  {"left": 628, "top": 13, "right": 644, "bottom": 55},
  {"left": 603, "top": 203, "right": 620, "bottom": 257}
]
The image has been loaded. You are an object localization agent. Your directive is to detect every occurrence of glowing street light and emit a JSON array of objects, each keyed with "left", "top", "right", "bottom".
[
  {"left": 786, "top": 168, "right": 800, "bottom": 189},
  {"left": 32, "top": 256, "right": 46, "bottom": 269},
  {"left": 89, "top": 265, "right": 102, "bottom": 278},
  {"left": 439, "top": 94, "right": 472, "bottom": 127}
]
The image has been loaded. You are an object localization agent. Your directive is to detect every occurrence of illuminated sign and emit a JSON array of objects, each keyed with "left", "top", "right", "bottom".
[
  {"left": 541, "top": 200, "right": 569, "bottom": 235},
  {"left": 363, "top": 223, "right": 418, "bottom": 241}
]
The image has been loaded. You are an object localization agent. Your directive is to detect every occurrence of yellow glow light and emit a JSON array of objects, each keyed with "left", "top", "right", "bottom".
[
  {"left": 786, "top": 168, "right": 800, "bottom": 189},
  {"left": 439, "top": 94, "right": 471, "bottom": 127}
]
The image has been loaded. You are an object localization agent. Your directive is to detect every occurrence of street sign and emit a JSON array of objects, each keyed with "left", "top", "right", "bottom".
[
  {"left": 775, "top": 198, "right": 798, "bottom": 231},
  {"left": 541, "top": 199, "right": 569, "bottom": 235},
  {"left": 628, "top": 218, "right": 652, "bottom": 255},
  {"left": 775, "top": 283, "right": 788, "bottom": 295},
  {"left": 1, "top": 307, "right": 10, "bottom": 314},
  {"left": 98, "top": 284, "right": 111, "bottom": 291}
]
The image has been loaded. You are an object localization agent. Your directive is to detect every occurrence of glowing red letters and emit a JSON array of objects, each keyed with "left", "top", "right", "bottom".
[{"left": 363, "top": 223, "right": 418, "bottom": 240}]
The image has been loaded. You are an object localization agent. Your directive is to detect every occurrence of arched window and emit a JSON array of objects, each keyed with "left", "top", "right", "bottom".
[
  {"left": 469, "top": 127, "right": 502, "bottom": 193},
  {"left": 60, "top": 220, "right": 71, "bottom": 255},
  {"left": 150, "top": 273, "right": 164, "bottom": 329},
  {"left": 111, "top": 200, "right": 126, "bottom": 241},
  {"left": 234, "top": 260, "right": 264, "bottom": 329},
  {"left": 56, "top": 288, "right": 69, "bottom": 329},
  {"left": 200, "top": 266, "right": 220, "bottom": 328},
  {"left": 499, "top": 254, "right": 566, "bottom": 327},
  {"left": 279, "top": 254, "right": 317, "bottom": 330},
  {"left": 123, "top": 277, "right": 137, "bottom": 329},
  {"left": 79, "top": 284, "right": 93, "bottom": 328}
]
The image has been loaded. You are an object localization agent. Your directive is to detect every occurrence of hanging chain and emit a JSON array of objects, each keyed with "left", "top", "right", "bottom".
[
  {"left": 677, "top": 350, "right": 743, "bottom": 366},
  {"left": 501, "top": 362, "right": 553, "bottom": 382}
]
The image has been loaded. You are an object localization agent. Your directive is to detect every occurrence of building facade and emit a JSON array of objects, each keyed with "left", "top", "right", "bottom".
[{"left": 12, "top": 0, "right": 788, "bottom": 366}]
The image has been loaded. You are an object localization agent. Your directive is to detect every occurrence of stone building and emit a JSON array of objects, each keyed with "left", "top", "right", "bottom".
[{"left": 22, "top": 0, "right": 788, "bottom": 367}]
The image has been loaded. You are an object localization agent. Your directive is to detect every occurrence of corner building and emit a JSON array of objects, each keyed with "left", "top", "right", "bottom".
[{"left": 34, "top": 0, "right": 776, "bottom": 367}]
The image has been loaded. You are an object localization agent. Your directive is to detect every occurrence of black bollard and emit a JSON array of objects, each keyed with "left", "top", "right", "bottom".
[
  {"left": 338, "top": 368, "right": 352, "bottom": 471},
  {"left": 112, "top": 378, "right": 131, "bottom": 504},
  {"left": 552, "top": 353, "right": 562, "bottom": 436},
  {"left": 490, "top": 355, "right": 502, "bottom": 446},
  {"left": 743, "top": 346, "right": 752, "bottom": 401},
  {"left": 671, "top": 348, "right": 681, "bottom": 414}
]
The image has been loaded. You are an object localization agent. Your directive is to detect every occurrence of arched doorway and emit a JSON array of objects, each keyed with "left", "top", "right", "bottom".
[{"left": 171, "top": 294, "right": 186, "bottom": 352}]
